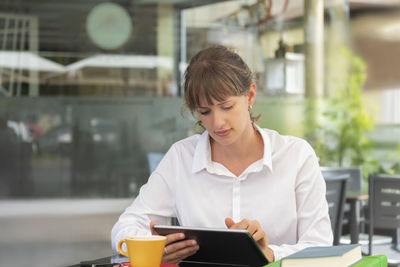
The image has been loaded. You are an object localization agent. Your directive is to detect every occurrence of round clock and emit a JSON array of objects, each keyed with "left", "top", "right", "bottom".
[{"left": 86, "top": 2, "right": 132, "bottom": 50}]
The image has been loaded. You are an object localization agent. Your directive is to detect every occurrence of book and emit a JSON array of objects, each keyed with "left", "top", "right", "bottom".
[{"left": 280, "top": 244, "right": 362, "bottom": 267}]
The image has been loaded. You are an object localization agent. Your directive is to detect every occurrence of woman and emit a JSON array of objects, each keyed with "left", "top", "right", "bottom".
[{"left": 111, "top": 45, "right": 333, "bottom": 263}]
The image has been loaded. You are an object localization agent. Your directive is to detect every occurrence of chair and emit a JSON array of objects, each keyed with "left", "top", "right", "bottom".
[
  {"left": 321, "top": 166, "right": 363, "bottom": 193},
  {"left": 171, "top": 217, "right": 180, "bottom": 226},
  {"left": 322, "top": 166, "right": 369, "bottom": 244},
  {"left": 368, "top": 174, "right": 400, "bottom": 265},
  {"left": 324, "top": 174, "right": 349, "bottom": 245}
]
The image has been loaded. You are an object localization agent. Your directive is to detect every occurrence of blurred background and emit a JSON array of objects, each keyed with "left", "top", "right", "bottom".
[{"left": 0, "top": 0, "right": 399, "bottom": 266}]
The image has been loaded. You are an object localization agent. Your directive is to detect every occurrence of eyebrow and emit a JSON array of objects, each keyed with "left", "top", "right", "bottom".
[{"left": 198, "top": 100, "right": 232, "bottom": 109}]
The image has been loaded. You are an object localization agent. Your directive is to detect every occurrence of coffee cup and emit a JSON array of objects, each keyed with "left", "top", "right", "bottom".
[{"left": 117, "top": 235, "right": 166, "bottom": 267}]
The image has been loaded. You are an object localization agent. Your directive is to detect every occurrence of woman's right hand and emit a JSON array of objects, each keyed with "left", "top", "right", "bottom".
[{"left": 150, "top": 221, "right": 199, "bottom": 264}]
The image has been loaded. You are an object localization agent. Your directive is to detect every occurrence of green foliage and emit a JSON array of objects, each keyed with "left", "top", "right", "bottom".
[
  {"left": 304, "top": 48, "right": 379, "bottom": 178},
  {"left": 382, "top": 144, "right": 400, "bottom": 175}
]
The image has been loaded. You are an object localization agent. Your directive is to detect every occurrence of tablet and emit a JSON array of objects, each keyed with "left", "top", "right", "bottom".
[{"left": 153, "top": 225, "right": 269, "bottom": 267}]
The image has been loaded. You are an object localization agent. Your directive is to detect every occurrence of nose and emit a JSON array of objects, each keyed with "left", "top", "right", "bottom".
[{"left": 211, "top": 109, "right": 225, "bottom": 129}]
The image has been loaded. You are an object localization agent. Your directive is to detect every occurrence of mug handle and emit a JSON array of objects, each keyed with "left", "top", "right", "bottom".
[{"left": 117, "top": 239, "right": 129, "bottom": 257}]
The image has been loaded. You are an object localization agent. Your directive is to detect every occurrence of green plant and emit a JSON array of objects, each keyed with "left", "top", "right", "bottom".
[
  {"left": 381, "top": 144, "right": 400, "bottom": 175},
  {"left": 304, "top": 48, "right": 379, "bottom": 179}
]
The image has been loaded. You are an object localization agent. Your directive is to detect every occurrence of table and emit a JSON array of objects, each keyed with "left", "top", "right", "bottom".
[
  {"left": 346, "top": 191, "right": 368, "bottom": 244},
  {"left": 74, "top": 255, "right": 387, "bottom": 267},
  {"left": 266, "top": 255, "right": 387, "bottom": 267}
]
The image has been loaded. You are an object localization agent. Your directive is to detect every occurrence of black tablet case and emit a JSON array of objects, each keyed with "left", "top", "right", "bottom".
[{"left": 154, "top": 225, "right": 269, "bottom": 267}]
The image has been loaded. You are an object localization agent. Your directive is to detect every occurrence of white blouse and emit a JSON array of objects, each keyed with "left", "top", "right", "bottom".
[{"left": 111, "top": 126, "right": 333, "bottom": 260}]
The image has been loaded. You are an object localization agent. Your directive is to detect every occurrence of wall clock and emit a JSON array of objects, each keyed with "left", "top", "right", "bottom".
[{"left": 86, "top": 2, "right": 132, "bottom": 50}]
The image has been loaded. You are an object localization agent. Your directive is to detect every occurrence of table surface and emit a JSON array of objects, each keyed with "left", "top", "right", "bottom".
[
  {"left": 265, "top": 255, "right": 387, "bottom": 267},
  {"left": 74, "top": 254, "right": 387, "bottom": 267},
  {"left": 347, "top": 191, "right": 368, "bottom": 200}
]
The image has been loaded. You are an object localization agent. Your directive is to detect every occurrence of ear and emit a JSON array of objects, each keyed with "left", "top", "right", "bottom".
[{"left": 248, "top": 83, "right": 257, "bottom": 107}]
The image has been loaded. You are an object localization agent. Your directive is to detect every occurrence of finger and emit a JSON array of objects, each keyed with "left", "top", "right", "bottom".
[
  {"left": 252, "top": 229, "right": 265, "bottom": 242},
  {"left": 247, "top": 223, "right": 258, "bottom": 235},
  {"left": 163, "top": 245, "right": 199, "bottom": 262},
  {"left": 231, "top": 218, "right": 250, "bottom": 230},
  {"left": 163, "top": 240, "right": 198, "bottom": 262},
  {"left": 166, "top": 239, "right": 197, "bottom": 254},
  {"left": 150, "top": 221, "right": 158, "bottom": 235},
  {"left": 225, "top": 218, "right": 235, "bottom": 228},
  {"left": 165, "top": 233, "right": 185, "bottom": 246},
  {"left": 163, "top": 242, "right": 199, "bottom": 263}
]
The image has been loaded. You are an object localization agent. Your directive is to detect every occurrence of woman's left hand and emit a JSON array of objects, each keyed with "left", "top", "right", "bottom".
[{"left": 225, "top": 217, "right": 275, "bottom": 262}]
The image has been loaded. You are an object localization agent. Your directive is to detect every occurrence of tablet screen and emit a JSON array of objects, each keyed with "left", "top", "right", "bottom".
[{"left": 153, "top": 225, "right": 269, "bottom": 267}]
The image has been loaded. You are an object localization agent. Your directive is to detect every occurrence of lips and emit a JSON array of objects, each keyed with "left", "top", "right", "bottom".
[{"left": 214, "top": 129, "right": 231, "bottom": 137}]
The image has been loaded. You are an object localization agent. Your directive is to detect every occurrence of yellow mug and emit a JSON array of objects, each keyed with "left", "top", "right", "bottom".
[{"left": 118, "top": 235, "right": 167, "bottom": 267}]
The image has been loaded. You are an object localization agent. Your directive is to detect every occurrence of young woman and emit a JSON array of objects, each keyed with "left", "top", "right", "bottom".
[{"left": 111, "top": 45, "right": 333, "bottom": 263}]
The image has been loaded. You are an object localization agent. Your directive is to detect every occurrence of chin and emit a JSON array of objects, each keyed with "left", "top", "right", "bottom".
[{"left": 214, "top": 136, "right": 235, "bottom": 147}]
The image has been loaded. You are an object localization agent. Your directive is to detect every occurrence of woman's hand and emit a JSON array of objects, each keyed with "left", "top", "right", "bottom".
[
  {"left": 225, "top": 218, "right": 275, "bottom": 262},
  {"left": 150, "top": 221, "right": 199, "bottom": 264}
]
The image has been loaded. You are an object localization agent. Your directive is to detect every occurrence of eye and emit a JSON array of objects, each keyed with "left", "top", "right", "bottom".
[
  {"left": 223, "top": 105, "right": 233, "bottom": 110},
  {"left": 199, "top": 110, "right": 210, "bottom": 115}
]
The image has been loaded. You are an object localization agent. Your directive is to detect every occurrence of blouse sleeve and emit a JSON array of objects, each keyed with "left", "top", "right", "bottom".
[{"left": 268, "top": 141, "right": 333, "bottom": 260}]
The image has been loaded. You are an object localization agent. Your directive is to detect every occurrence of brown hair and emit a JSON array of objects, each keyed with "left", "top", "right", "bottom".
[{"left": 184, "top": 45, "right": 255, "bottom": 114}]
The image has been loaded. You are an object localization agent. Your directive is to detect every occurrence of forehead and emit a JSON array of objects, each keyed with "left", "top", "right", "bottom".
[{"left": 198, "top": 95, "right": 240, "bottom": 107}]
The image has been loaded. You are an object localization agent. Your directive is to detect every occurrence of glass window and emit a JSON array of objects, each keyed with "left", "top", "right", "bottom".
[
  {"left": 1, "top": 1, "right": 400, "bottom": 200},
  {"left": 0, "top": 1, "right": 199, "bottom": 198}
]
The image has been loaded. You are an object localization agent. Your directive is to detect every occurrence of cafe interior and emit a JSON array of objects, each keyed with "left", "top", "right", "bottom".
[{"left": 0, "top": 0, "right": 399, "bottom": 266}]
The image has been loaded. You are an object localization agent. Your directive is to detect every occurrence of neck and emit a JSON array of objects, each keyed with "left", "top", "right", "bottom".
[{"left": 211, "top": 123, "right": 262, "bottom": 160}]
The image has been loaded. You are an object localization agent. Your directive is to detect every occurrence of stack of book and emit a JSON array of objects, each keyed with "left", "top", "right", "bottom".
[{"left": 280, "top": 244, "right": 362, "bottom": 267}]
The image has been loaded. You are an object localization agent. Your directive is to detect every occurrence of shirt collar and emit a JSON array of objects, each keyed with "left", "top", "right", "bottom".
[
  {"left": 191, "top": 125, "right": 273, "bottom": 174},
  {"left": 192, "top": 131, "right": 212, "bottom": 173},
  {"left": 254, "top": 124, "right": 273, "bottom": 172}
]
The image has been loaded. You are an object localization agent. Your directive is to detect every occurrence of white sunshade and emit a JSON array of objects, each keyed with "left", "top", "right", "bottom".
[
  {"left": 0, "top": 51, "right": 65, "bottom": 72},
  {"left": 0, "top": 52, "right": 174, "bottom": 74},
  {"left": 65, "top": 54, "right": 173, "bottom": 71}
]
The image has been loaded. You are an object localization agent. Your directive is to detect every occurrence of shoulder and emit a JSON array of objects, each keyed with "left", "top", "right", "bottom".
[
  {"left": 160, "top": 133, "right": 203, "bottom": 162},
  {"left": 261, "top": 127, "right": 311, "bottom": 148},
  {"left": 260, "top": 128, "right": 322, "bottom": 184},
  {"left": 154, "top": 133, "right": 202, "bottom": 175},
  {"left": 261, "top": 129, "right": 317, "bottom": 168},
  {"left": 171, "top": 133, "right": 202, "bottom": 152}
]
